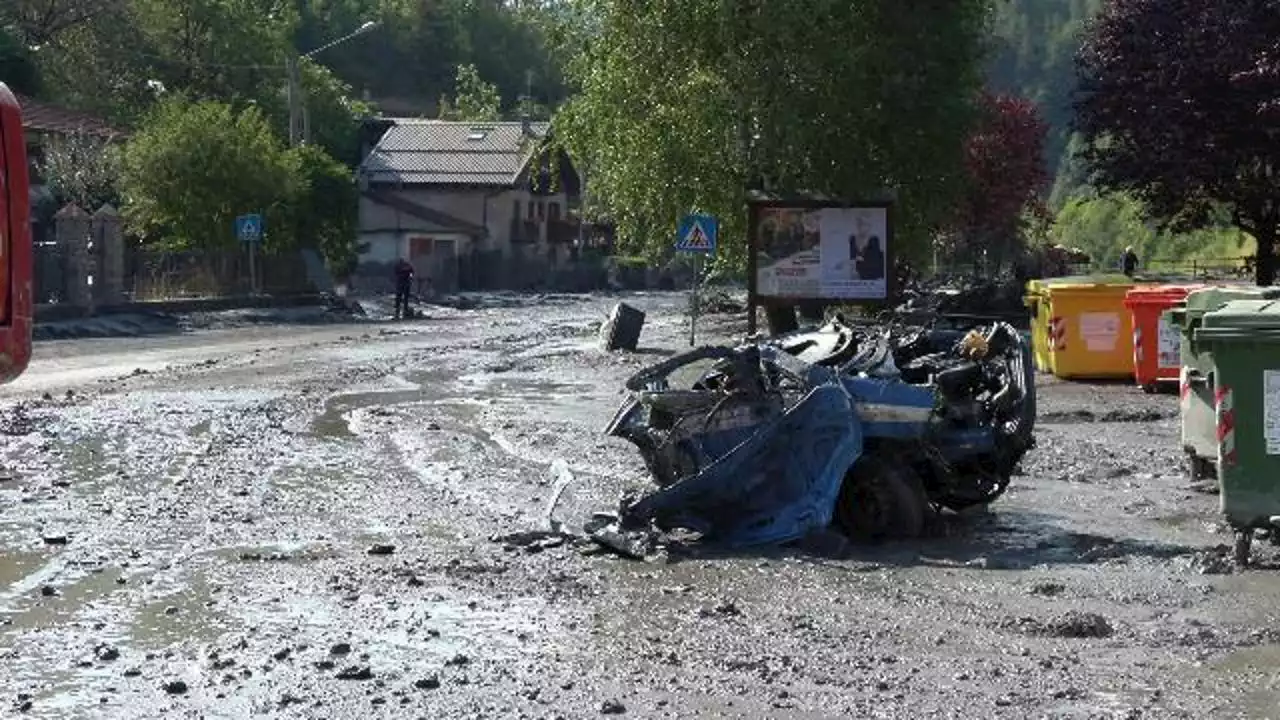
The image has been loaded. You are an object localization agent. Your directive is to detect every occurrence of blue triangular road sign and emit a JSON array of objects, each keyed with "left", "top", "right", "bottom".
[
  {"left": 683, "top": 222, "right": 711, "bottom": 250},
  {"left": 675, "top": 214, "right": 717, "bottom": 252}
]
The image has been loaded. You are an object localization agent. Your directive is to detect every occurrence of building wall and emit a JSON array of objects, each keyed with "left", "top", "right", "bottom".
[
  {"left": 355, "top": 229, "right": 472, "bottom": 294},
  {"left": 357, "top": 184, "right": 576, "bottom": 292},
  {"left": 358, "top": 186, "right": 572, "bottom": 256}
]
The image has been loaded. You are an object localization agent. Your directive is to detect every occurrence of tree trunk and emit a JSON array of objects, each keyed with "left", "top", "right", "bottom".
[{"left": 1257, "top": 223, "right": 1277, "bottom": 287}]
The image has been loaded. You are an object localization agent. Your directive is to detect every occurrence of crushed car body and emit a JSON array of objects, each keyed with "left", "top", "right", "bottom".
[{"left": 597, "top": 316, "right": 1036, "bottom": 552}]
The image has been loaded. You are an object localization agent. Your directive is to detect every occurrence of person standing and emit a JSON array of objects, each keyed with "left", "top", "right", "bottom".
[
  {"left": 1121, "top": 246, "right": 1139, "bottom": 277},
  {"left": 393, "top": 257, "right": 415, "bottom": 319}
]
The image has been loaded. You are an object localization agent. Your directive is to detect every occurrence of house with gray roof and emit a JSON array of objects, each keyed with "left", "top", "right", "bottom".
[{"left": 356, "top": 117, "right": 582, "bottom": 292}]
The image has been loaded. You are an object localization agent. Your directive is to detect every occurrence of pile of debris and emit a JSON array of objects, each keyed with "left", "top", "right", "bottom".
[
  {"left": 894, "top": 274, "right": 1030, "bottom": 328},
  {"left": 583, "top": 314, "right": 1037, "bottom": 558}
]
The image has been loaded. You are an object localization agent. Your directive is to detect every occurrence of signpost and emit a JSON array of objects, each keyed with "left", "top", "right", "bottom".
[
  {"left": 236, "top": 213, "right": 263, "bottom": 295},
  {"left": 675, "top": 213, "right": 718, "bottom": 347}
]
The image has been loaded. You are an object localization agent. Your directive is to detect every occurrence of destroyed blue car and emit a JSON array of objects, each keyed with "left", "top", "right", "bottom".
[{"left": 599, "top": 318, "right": 1035, "bottom": 550}]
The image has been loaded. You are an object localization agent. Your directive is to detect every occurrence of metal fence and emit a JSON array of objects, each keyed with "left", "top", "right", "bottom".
[
  {"left": 124, "top": 248, "right": 314, "bottom": 301},
  {"left": 1140, "top": 256, "right": 1253, "bottom": 281},
  {"left": 33, "top": 243, "right": 318, "bottom": 306},
  {"left": 927, "top": 255, "right": 1254, "bottom": 283}
]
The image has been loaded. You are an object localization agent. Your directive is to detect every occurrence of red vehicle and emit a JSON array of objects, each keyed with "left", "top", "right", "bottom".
[{"left": 0, "top": 83, "right": 32, "bottom": 384}]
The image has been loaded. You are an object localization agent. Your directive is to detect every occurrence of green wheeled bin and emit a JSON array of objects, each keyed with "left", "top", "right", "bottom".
[
  {"left": 1172, "top": 286, "right": 1280, "bottom": 482},
  {"left": 1193, "top": 298, "right": 1280, "bottom": 566}
]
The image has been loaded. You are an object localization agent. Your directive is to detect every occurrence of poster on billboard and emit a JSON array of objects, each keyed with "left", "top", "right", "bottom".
[{"left": 751, "top": 202, "right": 892, "bottom": 302}]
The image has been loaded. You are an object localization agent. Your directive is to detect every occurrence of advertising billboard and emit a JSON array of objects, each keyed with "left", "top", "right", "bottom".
[{"left": 750, "top": 202, "right": 893, "bottom": 302}]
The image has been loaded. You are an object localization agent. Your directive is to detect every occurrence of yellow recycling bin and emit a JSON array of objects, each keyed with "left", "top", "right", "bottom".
[{"left": 1024, "top": 276, "right": 1140, "bottom": 379}]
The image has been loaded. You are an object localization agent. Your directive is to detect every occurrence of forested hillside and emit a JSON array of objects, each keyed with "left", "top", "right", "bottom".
[
  {"left": 986, "top": 0, "right": 1100, "bottom": 198},
  {"left": 987, "top": 0, "right": 1253, "bottom": 272},
  {"left": 0, "top": 0, "right": 564, "bottom": 127}
]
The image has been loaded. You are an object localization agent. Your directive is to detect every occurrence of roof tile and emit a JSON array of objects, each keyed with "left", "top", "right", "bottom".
[
  {"left": 359, "top": 120, "right": 550, "bottom": 187},
  {"left": 16, "top": 95, "right": 120, "bottom": 138}
]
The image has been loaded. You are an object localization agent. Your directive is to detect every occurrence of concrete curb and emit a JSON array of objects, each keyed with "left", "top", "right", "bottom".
[{"left": 34, "top": 294, "right": 328, "bottom": 324}]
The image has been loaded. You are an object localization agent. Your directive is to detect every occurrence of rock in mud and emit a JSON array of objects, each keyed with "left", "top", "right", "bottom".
[
  {"left": 329, "top": 642, "right": 352, "bottom": 656},
  {"left": 413, "top": 676, "right": 441, "bottom": 690},
  {"left": 1027, "top": 582, "right": 1066, "bottom": 597},
  {"left": 95, "top": 645, "right": 120, "bottom": 662},
  {"left": 1187, "top": 549, "right": 1234, "bottom": 575},
  {"left": 698, "top": 600, "right": 742, "bottom": 618},
  {"left": 41, "top": 534, "right": 69, "bottom": 546},
  {"left": 335, "top": 665, "right": 374, "bottom": 681},
  {"left": 40, "top": 585, "right": 58, "bottom": 597},
  {"left": 1009, "top": 612, "right": 1115, "bottom": 639},
  {"left": 600, "top": 698, "right": 627, "bottom": 715},
  {"left": 162, "top": 680, "right": 188, "bottom": 695},
  {"left": 367, "top": 543, "right": 396, "bottom": 556},
  {"left": 445, "top": 653, "right": 469, "bottom": 667}
]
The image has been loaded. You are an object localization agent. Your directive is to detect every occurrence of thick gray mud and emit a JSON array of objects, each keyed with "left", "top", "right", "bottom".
[{"left": 3, "top": 292, "right": 1280, "bottom": 719}]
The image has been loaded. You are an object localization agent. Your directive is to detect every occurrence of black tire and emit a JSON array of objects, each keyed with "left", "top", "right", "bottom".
[{"left": 835, "top": 455, "right": 927, "bottom": 541}]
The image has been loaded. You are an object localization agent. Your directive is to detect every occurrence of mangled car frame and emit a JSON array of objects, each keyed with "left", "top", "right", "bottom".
[{"left": 602, "top": 317, "right": 1036, "bottom": 548}]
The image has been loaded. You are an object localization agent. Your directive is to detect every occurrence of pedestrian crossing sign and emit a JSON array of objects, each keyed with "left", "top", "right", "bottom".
[{"left": 675, "top": 214, "right": 717, "bottom": 253}]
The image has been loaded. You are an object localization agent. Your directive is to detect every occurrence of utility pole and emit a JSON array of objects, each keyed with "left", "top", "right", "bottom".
[
  {"left": 287, "top": 21, "right": 379, "bottom": 148},
  {"left": 286, "top": 55, "right": 302, "bottom": 146}
]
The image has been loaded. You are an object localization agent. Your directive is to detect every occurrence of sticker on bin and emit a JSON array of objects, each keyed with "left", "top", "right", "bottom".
[
  {"left": 1266, "top": 370, "right": 1280, "bottom": 456},
  {"left": 1049, "top": 317, "right": 1066, "bottom": 351},
  {"left": 1218, "top": 385, "right": 1237, "bottom": 467},
  {"left": 1157, "top": 316, "right": 1180, "bottom": 368},
  {"left": 1079, "top": 312, "right": 1120, "bottom": 352}
]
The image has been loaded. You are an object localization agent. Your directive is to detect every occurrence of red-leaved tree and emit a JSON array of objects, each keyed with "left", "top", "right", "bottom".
[
  {"left": 1075, "top": 0, "right": 1280, "bottom": 285},
  {"left": 947, "top": 91, "right": 1049, "bottom": 274}
]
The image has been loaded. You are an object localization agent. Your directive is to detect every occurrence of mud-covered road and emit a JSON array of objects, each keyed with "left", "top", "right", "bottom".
[{"left": 3, "top": 293, "right": 1280, "bottom": 719}]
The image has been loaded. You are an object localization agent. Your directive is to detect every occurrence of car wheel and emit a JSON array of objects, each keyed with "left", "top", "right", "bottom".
[{"left": 835, "top": 455, "right": 927, "bottom": 541}]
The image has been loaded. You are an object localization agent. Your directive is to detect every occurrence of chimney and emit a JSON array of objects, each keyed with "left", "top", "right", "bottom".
[{"left": 521, "top": 109, "right": 531, "bottom": 137}]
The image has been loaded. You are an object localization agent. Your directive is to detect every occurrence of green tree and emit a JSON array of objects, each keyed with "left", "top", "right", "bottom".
[
  {"left": 32, "top": 0, "right": 297, "bottom": 125},
  {"left": 38, "top": 132, "right": 123, "bottom": 210},
  {"left": 986, "top": 0, "right": 1102, "bottom": 186},
  {"left": 1052, "top": 192, "right": 1253, "bottom": 271},
  {"left": 438, "top": 63, "right": 501, "bottom": 121},
  {"left": 1074, "top": 0, "right": 1280, "bottom": 284},
  {"left": 1051, "top": 193, "right": 1155, "bottom": 270},
  {"left": 120, "top": 98, "right": 297, "bottom": 251},
  {"left": 0, "top": 0, "right": 121, "bottom": 46},
  {"left": 555, "top": 0, "right": 991, "bottom": 269},
  {"left": 249, "top": 58, "right": 374, "bottom": 166},
  {"left": 0, "top": 25, "right": 41, "bottom": 96},
  {"left": 285, "top": 144, "right": 359, "bottom": 276}
]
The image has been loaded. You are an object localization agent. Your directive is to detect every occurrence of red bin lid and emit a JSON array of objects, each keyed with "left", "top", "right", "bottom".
[{"left": 1123, "top": 283, "right": 1208, "bottom": 306}]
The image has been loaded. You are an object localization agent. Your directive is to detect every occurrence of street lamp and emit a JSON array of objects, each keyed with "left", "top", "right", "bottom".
[{"left": 288, "top": 20, "right": 381, "bottom": 146}]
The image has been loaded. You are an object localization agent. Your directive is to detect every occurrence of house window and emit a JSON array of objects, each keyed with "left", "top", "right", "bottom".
[
  {"left": 409, "top": 236, "right": 432, "bottom": 258},
  {"left": 549, "top": 202, "right": 561, "bottom": 221},
  {"left": 528, "top": 201, "right": 536, "bottom": 220},
  {"left": 513, "top": 199, "right": 521, "bottom": 221}
]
